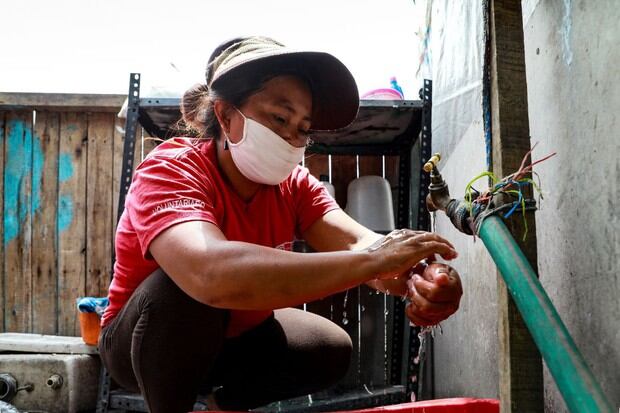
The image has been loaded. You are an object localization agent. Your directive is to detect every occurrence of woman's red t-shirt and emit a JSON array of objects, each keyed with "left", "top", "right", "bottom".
[{"left": 102, "top": 138, "right": 338, "bottom": 337}]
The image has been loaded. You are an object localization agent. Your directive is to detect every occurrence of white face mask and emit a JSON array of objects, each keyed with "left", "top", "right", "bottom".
[{"left": 225, "top": 109, "right": 306, "bottom": 185}]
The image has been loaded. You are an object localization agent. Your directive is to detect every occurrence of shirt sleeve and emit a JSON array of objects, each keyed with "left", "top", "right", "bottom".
[
  {"left": 125, "top": 152, "right": 219, "bottom": 258},
  {"left": 292, "top": 167, "right": 340, "bottom": 234}
]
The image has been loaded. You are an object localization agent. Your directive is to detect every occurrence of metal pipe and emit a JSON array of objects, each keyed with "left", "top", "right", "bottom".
[
  {"left": 46, "top": 374, "right": 63, "bottom": 390},
  {"left": 479, "top": 215, "right": 613, "bottom": 412}
]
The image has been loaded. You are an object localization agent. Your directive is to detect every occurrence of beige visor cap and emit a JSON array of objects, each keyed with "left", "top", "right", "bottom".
[{"left": 207, "top": 36, "right": 359, "bottom": 131}]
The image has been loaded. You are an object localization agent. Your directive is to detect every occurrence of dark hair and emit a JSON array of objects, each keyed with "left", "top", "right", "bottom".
[
  {"left": 180, "top": 38, "right": 313, "bottom": 139},
  {"left": 180, "top": 75, "right": 262, "bottom": 139}
]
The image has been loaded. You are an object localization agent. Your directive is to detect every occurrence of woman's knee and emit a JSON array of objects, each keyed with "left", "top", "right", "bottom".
[
  {"left": 275, "top": 308, "right": 353, "bottom": 383},
  {"left": 317, "top": 330, "right": 352, "bottom": 383},
  {"left": 100, "top": 268, "right": 229, "bottom": 390},
  {"left": 136, "top": 268, "right": 227, "bottom": 321},
  {"left": 136, "top": 268, "right": 189, "bottom": 307}
]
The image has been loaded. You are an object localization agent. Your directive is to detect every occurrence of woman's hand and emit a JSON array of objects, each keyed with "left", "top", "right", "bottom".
[
  {"left": 366, "top": 229, "right": 458, "bottom": 281},
  {"left": 405, "top": 262, "right": 462, "bottom": 326}
]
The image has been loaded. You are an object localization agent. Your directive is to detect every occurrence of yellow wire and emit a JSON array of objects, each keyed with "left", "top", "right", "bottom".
[
  {"left": 463, "top": 161, "right": 549, "bottom": 242},
  {"left": 464, "top": 171, "right": 500, "bottom": 215}
]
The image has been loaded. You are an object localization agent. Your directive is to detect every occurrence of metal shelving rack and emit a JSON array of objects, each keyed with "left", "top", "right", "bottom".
[{"left": 97, "top": 74, "right": 432, "bottom": 412}]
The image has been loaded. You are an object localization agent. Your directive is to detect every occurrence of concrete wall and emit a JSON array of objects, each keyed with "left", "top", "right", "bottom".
[
  {"left": 422, "top": 0, "right": 619, "bottom": 411},
  {"left": 431, "top": 123, "right": 500, "bottom": 400},
  {"left": 423, "top": 0, "right": 501, "bottom": 401},
  {"left": 523, "top": 0, "right": 620, "bottom": 410}
]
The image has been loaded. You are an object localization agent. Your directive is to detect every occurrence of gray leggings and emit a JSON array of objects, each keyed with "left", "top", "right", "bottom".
[{"left": 98, "top": 269, "right": 352, "bottom": 412}]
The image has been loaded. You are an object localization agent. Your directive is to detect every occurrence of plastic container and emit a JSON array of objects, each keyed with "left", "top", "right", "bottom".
[
  {"left": 322, "top": 182, "right": 336, "bottom": 198},
  {"left": 361, "top": 88, "right": 404, "bottom": 100},
  {"left": 345, "top": 176, "right": 395, "bottom": 233},
  {"left": 76, "top": 296, "right": 107, "bottom": 346},
  {"left": 78, "top": 312, "right": 100, "bottom": 346},
  {"left": 390, "top": 76, "right": 404, "bottom": 97}
]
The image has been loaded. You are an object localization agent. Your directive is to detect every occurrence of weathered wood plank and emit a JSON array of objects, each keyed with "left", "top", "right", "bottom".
[
  {"left": 133, "top": 127, "right": 143, "bottom": 170},
  {"left": 86, "top": 113, "right": 114, "bottom": 298},
  {"left": 384, "top": 156, "right": 400, "bottom": 228},
  {"left": 359, "top": 284, "right": 388, "bottom": 389},
  {"left": 0, "top": 112, "right": 5, "bottom": 331},
  {"left": 358, "top": 156, "right": 389, "bottom": 389},
  {"left": 300, "top": 153, "right": 335, "bottom": 316},
  {"left": 57, "top": 112, "right": 88, "bottom": 336},
  {"left": 304, "top": 153, "right": 329, "bottom": 181},
  {"left": 112, "top": 122, "right": 148, "bottom": 298},
  {"left": 112, "top": 117, "right": 125, "bottom": 232},
  {"left": 31, "top": 111, "right": 60, "bottom": 334},
  {"left": 305, "top": 296, "right": 334, "bottom": 323},
  {"left": 0, "top": 93, "right": 125, "bottom": 113},
  {"left": 4, "top": 111, "right": 34, "bottom": 332},
  {"left": 358, "top": 156, "right": 383, "bottom": 177},
  {"left": 331, "top": 155, "right": 357, "bottom": 210},
  {"left": 382, "top": 155, "right": 402, "bottom": 388},
  {"left": 141, "top": 130, "right": 159, "bottom": 159},
  {"left": 113, "top": 121, "right": 145, "bottom": 228},
  {"left": 490, "top": 0, "right": 543, "bottom": 411},
  {"left": 332, "top": 286, "right": 360, "bottom": 390},
  {"left": 329, "top": 154, "right": 361, "bottom": 388}
]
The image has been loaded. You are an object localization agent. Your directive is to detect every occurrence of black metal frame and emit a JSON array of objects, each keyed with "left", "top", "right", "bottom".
[
  {"left": 97, "top": 74, "right": 433, "bottom": 413},
  {"left": 117, "top": 74, "right": 141, "bottom": 224},
  {"left": 408, "top": 80, "right": 433, "bottom": 399}
]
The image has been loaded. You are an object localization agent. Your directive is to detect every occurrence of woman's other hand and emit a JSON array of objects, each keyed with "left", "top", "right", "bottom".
[
  {"left": 405, "top": 262, "right": 463, "bottom": 326},
  {"left": 366, "top": 229, "right": 458, "bottom": 280}
]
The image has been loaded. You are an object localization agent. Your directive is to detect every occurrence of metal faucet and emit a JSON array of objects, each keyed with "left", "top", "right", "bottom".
[
  {"left": 423, "top": 153, "right": 474, "bottom": 235},
  {"left": 423, "top": 153, "right": 451, "bottom": 212}
]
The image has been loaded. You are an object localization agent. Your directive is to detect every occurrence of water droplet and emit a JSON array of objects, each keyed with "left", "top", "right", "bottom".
[
  {"left": 385, "top": 310, "right": 390, "bottom": 316},
  {"left": 342, "top": 317, "right": 349, "bottom": 325},
  {"left": 360, "top": 305, "right": 366, "bottom": 312},
  {"left": 342, "top": 311, "right": 347, "bottom": 318},
  {"left": 413, "top": 355, "right": 420, "bottom": 364},
  {"left": 410, "top": 375, "right": 418, "bottom": 383},
  {"left": 410, "top": 392, "right": 417, "bottom": 402}
]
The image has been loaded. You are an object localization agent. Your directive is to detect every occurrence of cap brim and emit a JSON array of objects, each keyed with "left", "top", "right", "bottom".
[{"left": 212, "top": 50, "right": 359, "bottom": 131}]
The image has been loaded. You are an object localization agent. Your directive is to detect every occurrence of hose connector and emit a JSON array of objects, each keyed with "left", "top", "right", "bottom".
[{"left": 445, "top": 200, "right": 475, "bottom": 235}]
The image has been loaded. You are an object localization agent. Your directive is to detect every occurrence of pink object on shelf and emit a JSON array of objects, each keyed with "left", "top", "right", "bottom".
[
  {"left": 361, "top": 87, "right": 404, "bottom": 100},
  {"left": 190, "top": 398, "right": 500, "bottom": 413}
]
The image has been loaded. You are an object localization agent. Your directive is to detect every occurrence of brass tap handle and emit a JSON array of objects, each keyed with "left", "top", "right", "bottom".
[{"left": 423, "top": 153, "right": 441, "bottom": 173}]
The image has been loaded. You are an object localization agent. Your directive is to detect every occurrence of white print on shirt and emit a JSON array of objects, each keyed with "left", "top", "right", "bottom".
[
  {"left": 275, "top": 241, "right": 294, "bottom": 251},
  {"left": 152, "top": 198, "right": 206, "bottom": 215}
]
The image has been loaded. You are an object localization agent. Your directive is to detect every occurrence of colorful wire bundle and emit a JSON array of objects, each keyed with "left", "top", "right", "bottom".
[{"left": 463, "top": 143, "right": 556, "bottom": 240}]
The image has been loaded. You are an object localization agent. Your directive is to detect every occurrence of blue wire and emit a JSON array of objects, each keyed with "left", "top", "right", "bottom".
[{"left": 503, "top": 181, "right": 524, "bottom": 218}]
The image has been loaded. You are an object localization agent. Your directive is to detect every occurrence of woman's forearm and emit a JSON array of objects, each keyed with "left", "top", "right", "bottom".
[{"left": 189, "top": 241, "right": 377, "bottom": 310}]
